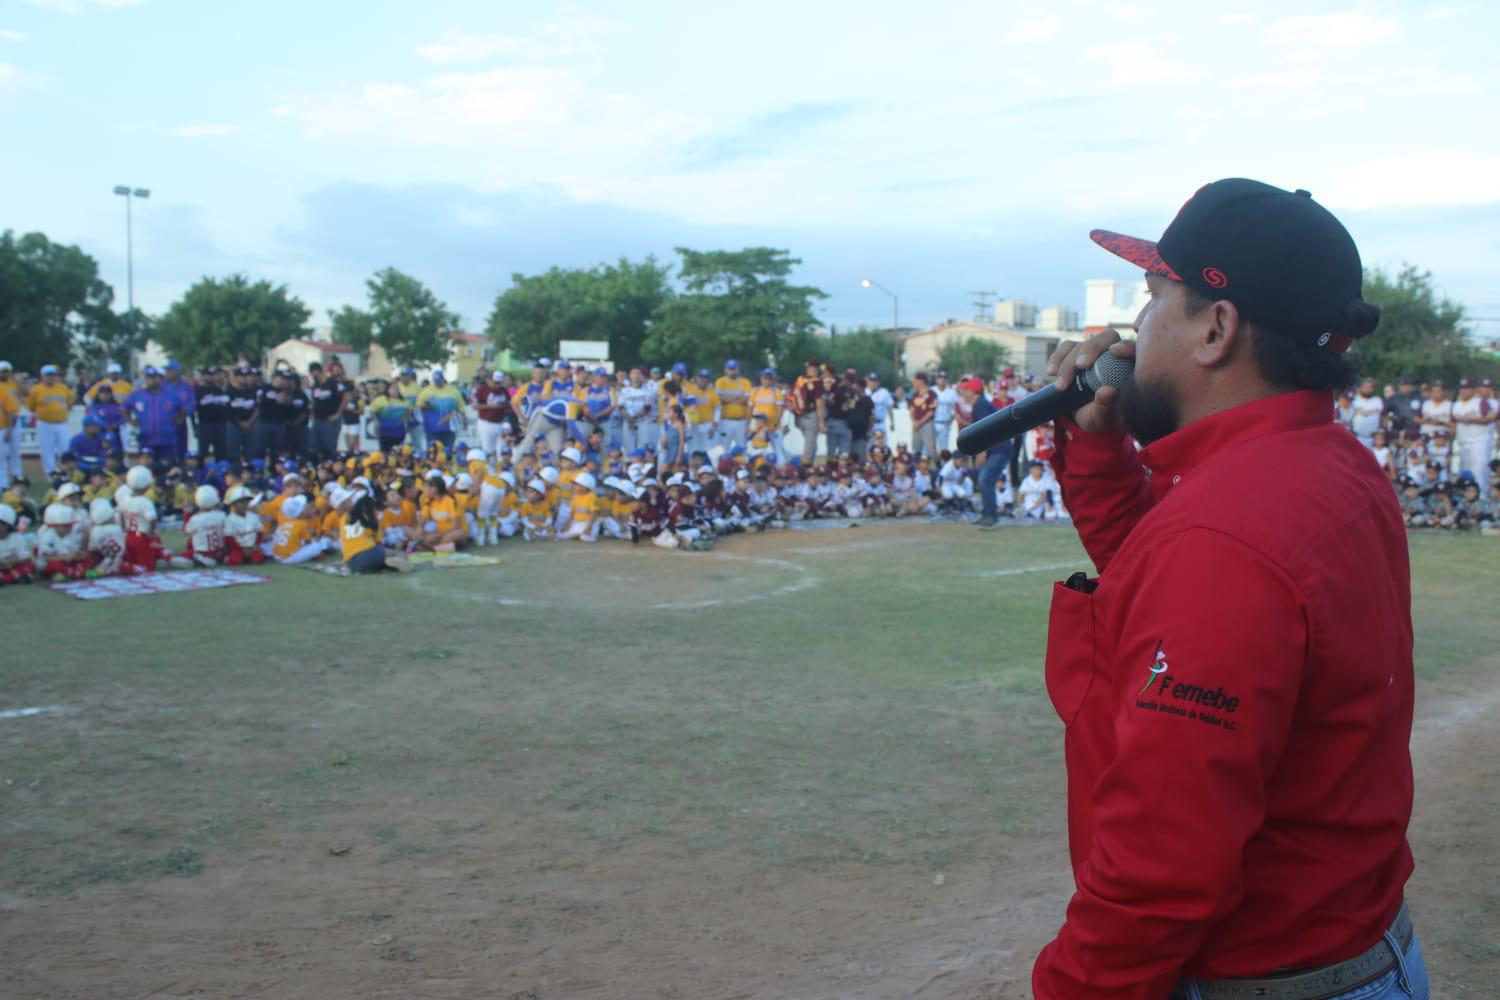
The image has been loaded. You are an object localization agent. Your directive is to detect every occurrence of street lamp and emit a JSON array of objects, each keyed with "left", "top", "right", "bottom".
[
  {"left": 861, "top": 278, "right": 900, "bottom": 378},
  {"left": 112, "top": 185, "right": 150, "bottom": 313}
]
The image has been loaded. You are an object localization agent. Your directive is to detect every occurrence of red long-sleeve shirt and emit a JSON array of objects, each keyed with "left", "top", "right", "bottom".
[{"left": 1033, "top": 390, "right": 1414, "bottom": 999}]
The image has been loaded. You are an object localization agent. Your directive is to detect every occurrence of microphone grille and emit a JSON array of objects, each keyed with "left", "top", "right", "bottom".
[{"left": 1083, "top": 350, "right": 1135, "bottom": 393}]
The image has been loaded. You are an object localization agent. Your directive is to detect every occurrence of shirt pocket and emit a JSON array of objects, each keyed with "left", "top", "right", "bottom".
[{"left": 1045, "top": 580, "right": 1097, "bottom": 727}]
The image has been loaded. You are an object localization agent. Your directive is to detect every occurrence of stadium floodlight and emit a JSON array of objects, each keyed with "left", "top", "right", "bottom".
[
  {"left": 113, "top": 185, "right": 152, "bottom": 313},
  {"left": 860, "top": 278, "right": 901, "bottom": 377}
]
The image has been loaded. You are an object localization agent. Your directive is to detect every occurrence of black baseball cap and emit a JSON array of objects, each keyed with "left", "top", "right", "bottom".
[{"left": 1091, "top": 178, "right": 1379, "bottom": 354}]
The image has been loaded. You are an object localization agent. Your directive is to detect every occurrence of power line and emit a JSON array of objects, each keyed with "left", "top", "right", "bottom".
[{"left": 969, "top": 290, "right": 996, "bottom": 323}]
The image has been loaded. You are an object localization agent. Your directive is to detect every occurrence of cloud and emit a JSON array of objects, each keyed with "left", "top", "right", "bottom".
[
  {"left": 413, "top": 19, "right": 609, "bottom": 65},
  {"left": 676, "top": 101, "right": 867, "bottom": 171},
  {"left": 0, "top": 29, "right": 28, "bottom": 41},
  {"left": 167, "top": 123, "right": 241, "bottom": 137},
  {"left": 1326, "top": 151, "right": 1500, "bottom": 211},
  {"left": 1004, "top": 16, "right": 1058, "bottom": 44},
  {"left": 21, "top": 0, "right": 142, "bottom": 11},
  {"left": 0, "top": 61, "right": 28, "bottom": 88},
  {"left": 1082, "top": 42, "right": 1202, "bottom": 87},
  {"left": 272, "top": 65, "right": 696, "bottom": 169},
  {"left": 1262, "top": 11, "right": 1399, "bottom": 48}
]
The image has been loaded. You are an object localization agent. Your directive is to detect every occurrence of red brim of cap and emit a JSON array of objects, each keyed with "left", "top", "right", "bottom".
[{"left": 1090, "top": 229, "right": 1182, "bottom": 281}]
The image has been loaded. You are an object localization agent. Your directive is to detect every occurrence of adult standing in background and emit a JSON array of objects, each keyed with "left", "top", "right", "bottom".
[
  {"left": 958, "top": 376, "right": 1010, "bottom": 530},
  {"left": 84, "top": 361, "right": 132, "bottom": 403},
  {"left": 865, "top": 372, "right": 894, "bottom": 438},
  {"left": 750, "top": 368, "right": 787, "bottom": 462},
  {"left": 195, "top": 367, "right": 231, "bottom": 462},
  {"left": 395, "top": 367, "right": 426, "bottom": 454},
  {"left": 0, "top": 360, "right": 20, "bottom": 484},
  {"left": 225, "top": 366, "right": 259, "bottom": 462},
  {"left": 0, "top": 362, "right": 17, "bottom": 489},
  {"left": 125, "top": 366, "right": 186, "bottom": 465},
  {"left": 309, "top": 361, "right": 352, "bottom": 461},
  {"left": 163, "top": 361, "right": 197, "bottom": 461},
  {"left": 822, "top": 367, "right": 854, "bottom": 459},
  {"left": 580, "top": 367, "right": 617, "bottom": 449},
  {"left": 473, "top": 369, "right": 519, "bottom": 457},
  {"left": 417, "top": 370, "right": 464, "bottom": 454},
  {"left": 714, "top": 360, "right": 753, "bottom": 452},
  {"left": 789, "top": 358, "right": 824, "bottom": 464},
  {"left": 1451, "top": 377, "right": 1494, "bottom": 489},
  {"left": 1349, "top": 376, "right": 1384, "bottom": 447},
  {"left": 619, "top": 366, "right": 658, "bottom": 457},
  {"left": 25, "top": 364, "right": 75, "bottom": 476},
  {"left": 908, "top": 371, "right": 938, "bottom": 459},
  {"left": 934, "top": 371, "right": 959, "bottom": 452}
]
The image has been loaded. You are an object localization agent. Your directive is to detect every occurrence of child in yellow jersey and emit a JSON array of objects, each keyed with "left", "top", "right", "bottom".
[
  {"left": 416, "top": 474, "right": 466, "bottom": 552},
  {"left": 476, "top": 462, "right": 519, "bottom": 544},
  {"left": 557, "top": 471, "right": 600, "bottom": 542},
  {"left": 747, "top": 414, "right": 778, "bottom": 464},
  {"left": 269, "top": 494, "right": 330, "bottom": 564},
  {"left": 519, "top": 478, "right": 553, "bottom": 542},
  {"left": 452, "top": 472, "right": 483, "bottom": 545},
  {"left": 595, "top": 477, "right": 632, "bottom": 540},
  {"left": 379, "top": 486, "right": 419, "bottom": 550},
  {"left": 554, "top": 446, "right": 582, "bottom": 531},
  {"left": 335, "top": 488, "right": 411, "bottom": 574}
]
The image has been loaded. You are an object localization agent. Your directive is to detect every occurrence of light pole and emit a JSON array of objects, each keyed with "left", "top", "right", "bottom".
[
  {"left": 112, "top": 185, "right": 150, "bottom": 313},
  {"left": 861, "top": 278, "right": 900, "bottom": 378}
]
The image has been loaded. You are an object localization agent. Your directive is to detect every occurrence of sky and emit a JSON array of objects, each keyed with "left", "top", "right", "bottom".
[{"left": 3, "top": 0, "right": 1498, "bottom": 338}]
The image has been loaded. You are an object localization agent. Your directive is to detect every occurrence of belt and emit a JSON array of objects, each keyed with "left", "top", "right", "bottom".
[{"left": 1172, "top": 901, "right": 1413, "bottom": 1000}]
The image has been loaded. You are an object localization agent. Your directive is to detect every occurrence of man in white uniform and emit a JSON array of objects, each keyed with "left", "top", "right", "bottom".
[
  {"left": 933, "top": 371, "right": 959, "bottom": 452},
  {"left": 1451, "top": 377, "right": 1494, "bottom": 489},
  {"left": 1349, "top": 377, "right": 1385, "bottom": 447}
]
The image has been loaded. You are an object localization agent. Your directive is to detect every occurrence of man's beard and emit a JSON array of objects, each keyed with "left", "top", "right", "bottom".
[{"left": 1119, "top": 371, "right": 1183, "bottom": 447}]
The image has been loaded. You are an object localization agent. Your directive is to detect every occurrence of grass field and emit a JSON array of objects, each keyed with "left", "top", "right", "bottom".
[{"left": 1, "top": 523, "right": 1497, "bottom": 998}]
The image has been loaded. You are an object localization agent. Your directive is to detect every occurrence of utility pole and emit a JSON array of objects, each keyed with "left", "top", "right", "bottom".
[
  {"left": 112, "top": 185, "right": 151, "bottom": 312},
  {"left": 970, "top": 290, "right": 997, "bottom": 324}
]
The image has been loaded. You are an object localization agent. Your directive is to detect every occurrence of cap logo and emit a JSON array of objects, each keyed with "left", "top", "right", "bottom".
[
  {"left": 1317, "top": 331, "right": 1333, "bottom": 347},
  {"left": 1201, "top": 267, "right": 1229, "bottom": 289}
]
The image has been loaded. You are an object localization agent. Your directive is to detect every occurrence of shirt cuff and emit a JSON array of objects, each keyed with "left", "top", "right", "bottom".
[{"left": 1052, "top": 417, "right": 1138, "bottom": 477}]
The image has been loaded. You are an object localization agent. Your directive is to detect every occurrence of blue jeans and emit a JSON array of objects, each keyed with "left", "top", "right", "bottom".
[
  {"left": 977, "top": 443, "right": 1012, "bottom": 520},
  {"left": 1181, "top": 932, "right": 1428, "bottom": 1000}
]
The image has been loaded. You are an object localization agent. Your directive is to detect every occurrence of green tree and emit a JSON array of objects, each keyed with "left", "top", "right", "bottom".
[
  {"left": 74, "top": 307, "right": 153, "bottom": 371},
  {"left": 0, "top": 230, "right": 121, "bottom": 373},
  {"left": 486, "top": 257, "right": 670, "bottom": 368},
  {"left": 1354, "top": 266, "right": 1494, "bottom": 385},
  {"left": 643, "top": 247, "right": 826, "bottom": 370},
  {"left": 933, "top": 336, "right": 1012, "bottom": 379},
  {"left": 154, "top": 274, "right": 311, "bottom": 368},
  {"left": 335, "top": 268, "right": 460, "bottom": 369}
]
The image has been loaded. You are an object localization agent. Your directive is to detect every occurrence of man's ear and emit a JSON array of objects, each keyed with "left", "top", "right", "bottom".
[{"left": 1192, "top": 298, "right": 1244, "bottom": 368}]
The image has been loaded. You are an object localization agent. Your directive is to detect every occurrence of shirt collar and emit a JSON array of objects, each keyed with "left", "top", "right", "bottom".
[{"left": 1137, "top": 389, "right": 1333, "bottom": 503}]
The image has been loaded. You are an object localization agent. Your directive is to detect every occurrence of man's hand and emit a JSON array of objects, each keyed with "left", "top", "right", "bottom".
[{"left": 1046, "top": 330, "right": 1136, "bottom": 435}]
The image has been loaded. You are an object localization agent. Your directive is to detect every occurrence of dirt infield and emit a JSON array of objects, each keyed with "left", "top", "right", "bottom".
[{"left": 2, "top": 528, "right": 1496, "bottom": 998}]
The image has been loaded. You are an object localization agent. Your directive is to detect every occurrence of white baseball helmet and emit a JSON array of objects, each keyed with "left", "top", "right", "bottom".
[
  {"left": 194, "top": 485, "right": 221, "bottom": 510},
  {"left": 0, "top": 503, "right": 16, "bottom": 528},
  {"left": 43, "top": 503, "right": 73, "bottom": 526},
  {"left": 527, "top": 478, "right": 548, "bottom": 494},
  {"left": 561, "top": 447, "right": 583, "bottom": 465},
  {"left": 539, "top": 467, "right": 559, "bottom": 486},
  {"left": 282, "top": 494, "right": 308, "bottom": 519},
  {"left": 574, "top": 472, "right": 597, "bottom": 492},
  {"left": 224, "top": 485, "right": 251, "bottom": 505},
  {"left": 499, "top": 470, "right": 517, "bottom": 489},
  {"left": 125, "top": 466, "right": 154, "bottom": 491},
  {"left": 89, "top": 498, "right": 115, "bottom": 525}
]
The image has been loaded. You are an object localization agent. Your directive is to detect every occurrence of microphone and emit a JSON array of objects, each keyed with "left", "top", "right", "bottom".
[{"left": 957, "top": 352, "right": 1134, "bottom": 456}]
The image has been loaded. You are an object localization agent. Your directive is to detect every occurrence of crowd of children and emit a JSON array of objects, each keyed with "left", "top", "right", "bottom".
[{"left": 0, "top": 427, "right": 1073, "bottom": 583}]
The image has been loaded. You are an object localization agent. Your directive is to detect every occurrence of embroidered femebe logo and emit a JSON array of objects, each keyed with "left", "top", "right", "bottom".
[{"left": 1138, "top": 639, "right": 1168, "bottom": 695}]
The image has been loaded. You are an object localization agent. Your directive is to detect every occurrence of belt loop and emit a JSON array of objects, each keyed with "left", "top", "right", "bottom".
[{"left": 1383, "top": 930, "right": 1414, "bottom": 997}]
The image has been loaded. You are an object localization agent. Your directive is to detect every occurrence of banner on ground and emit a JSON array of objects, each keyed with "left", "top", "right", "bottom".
[{"left": 49, "top": 568, "right": 271, "bottom": 601}]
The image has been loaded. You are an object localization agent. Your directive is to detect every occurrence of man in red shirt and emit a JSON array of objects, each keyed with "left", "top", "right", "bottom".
[
  {"left": 472, "top": 370, "right": 518, "bottom": 458},
  {"left": 909, "top": 372, "right": 938, "bottom": 459},
  {"left": 789, "top": 358, "right": 825, "bottom": 464},
  {"left": 1032, "top": 179, "right": 1424, "bottom": 1000}
]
